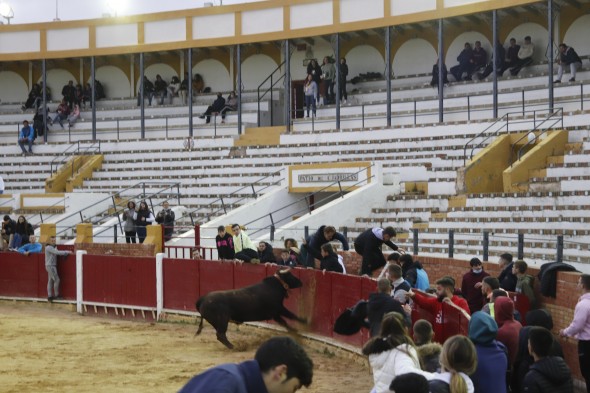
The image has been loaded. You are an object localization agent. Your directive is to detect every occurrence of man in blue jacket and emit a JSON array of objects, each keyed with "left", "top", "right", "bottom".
[
  {"left": 179, "top": 336, "right": 313, "bottom": 393},
  {"left": 17, "top": 235, "right": 42, "bottom": 255},
  {"left": 18, "top": 120, "right": 34, "bottom": 155}
]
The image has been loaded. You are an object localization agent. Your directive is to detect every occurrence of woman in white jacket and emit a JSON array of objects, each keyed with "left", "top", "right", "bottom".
[{"left": 362, "top": 312, "right": 433, "bottom": 393}]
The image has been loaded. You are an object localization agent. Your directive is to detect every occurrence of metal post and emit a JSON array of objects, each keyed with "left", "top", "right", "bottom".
[
  {"left": 304, "top": 226, "right": 309, "bottom": 240},
  {"left": 492, "top": 10, "right": 498, "bottom": 119},
  {"left": 413, "top": 229, "right": 419, "bottom": 255},
  {"left": 467, "top": 96, "right": 470, "bottom": 121},
  {"left": 270, "top": 74, "right": 274, "bottom": 126},
  {"left": 343, "top": 226, "right": 348, "bottom": 239},
  {"left": 438, "top": 19, "right": 444, "bottom": 123},
  {"left": 548, "top": 0, "right": 554, "bottom": 111},
  {"left": 335, "top": 34, "right": 341, "bottom": 130},
  {"left": 517, "top": 233, "right": 524, "bottom": 260},
  {"left": 448, "top": 230, "right": 454, "bottom": 258},
  {"left": 195, "top": 225, "right": 200, "bottom": 247},
  {"left": 91, "top": 56, "right": 97, "bottom": 141},
  {"left": 237, "top": 44, "right": 242, "bottom": 135},
  {"left": 113, "top": 224, "right": 117, "bottom": 243},
  {"left": 362, "top": 105, "right": 365, "bottom": 129},
  {"left": 522, "top": 90, "right": 525, "bottom": 115},
  {"left": 386, "top": 26, "right": 392, "bottom": 127},
  {"left": 270, "top": 225, "right": 275, "bottom": 242},
  {"left": 188, "top": 48, "right": 193, "bottom": 137},
  {"left": 414, "top": 100, "right": 417, "bottom": 125},
  {"left": 42, "top": 59, "right": 48, "bottom": 143},
  {"left": 284, "top": 39, "right": 291, "bottom": 133},
  {"left": 581, "top": 84, "right": 584, "bottom": 111},
  {"left": 139, "top": 53, "right": 145, "bottom": 139},
  {"left": 556, "top": 235, "right": 563, "bottom": 263},
  {"left": 483, "top": 231, "right": 489, "bottom": 261}
]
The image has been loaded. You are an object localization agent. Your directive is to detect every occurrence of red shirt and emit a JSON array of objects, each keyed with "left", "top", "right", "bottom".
[{"left": 413, "top": 291, "right": 470, "bottom": 342}]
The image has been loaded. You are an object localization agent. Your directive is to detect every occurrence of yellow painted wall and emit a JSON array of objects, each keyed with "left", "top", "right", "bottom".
[
  {"left": 39, "top": 223, "right": 57, "bottom": 244},
  {"left": 66, "top": 155, "right": 104, "bottom": 192},
  {"left": 503, "top": 130, "right": 568, "bottom": 192},
  {"left": 145, "top": 225, "right": 163, "bottom": 254},
  {"left": 463, "top": 134, "right": 514, "bottom": 194},
  {"left": 75, "top": 223, "right": 94, "bottom": 244}
]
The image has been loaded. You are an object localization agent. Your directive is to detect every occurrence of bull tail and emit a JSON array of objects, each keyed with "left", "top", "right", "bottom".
[
  {"left": 195, "top": 297, "right": 205, "bottom": 336},
  {"left": 195, "top": 315, "right": 204, "bottom": 336},
  {"left": 196, "top": 296, "right": 204, "bottom": 311}
]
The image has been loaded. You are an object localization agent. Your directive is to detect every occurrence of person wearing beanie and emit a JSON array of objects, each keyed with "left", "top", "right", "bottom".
[
  {"left": 494, "top": 297, "right": 522, "bottom": 366},
  {"left": 468, "top": 312, "right": 508, "bottom": 393},
  {"left": 462, "top": 257, "right": 490, "bottom": 314}
]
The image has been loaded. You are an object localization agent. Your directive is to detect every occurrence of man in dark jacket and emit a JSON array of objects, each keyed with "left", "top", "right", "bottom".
[
  {"left": 465, "top": 41, "right": 487, "bottom": 80},
  {"left": 479, "top": 40, "right": 505, "bottom": 79},
  {"left": 554, "top": 43, "right": 583, "bottom": 83},
  {"left": 257, "top": 241, "right": 276, "bottom": 263},
  {"left": 450, "top": 42, "right": 473, "bottom": 81},
  {"left": 303, "top": 225, "right": 349, "bottom": 268},
  {"left": 61, "top": 80, "right": 76, "bottom": 109},
  {"left": 354, "top": 226, "right": 400, "bottom": 275},
  {"left": 498, "top": 253, "right": 517, "bottom": 291},
  {"left": 523, "top": 327, "right": 573, "bottom": 393},
  {"left": 199, "top": 92, "right": 226, "bottom": 124},
  {"left": 179, "top": 336, "right": 313, "bottom": 393},
  {"left": 366, "top": 278, "right": 406, "bottom": 337},
  {"left": 155, "top": 201, "right": 175, "bottom": 241},
  {"left": 400, "top": 254, "right": 428, "bottom": 289},
  {"left": 137, "top": 76, "right": 155, "bottom": 106},
  {"left": 500, "top": 38, "right": 520, "bottom": 75},
  {"left": 1, "top": 215, "right": 16, "bottom": 251}
]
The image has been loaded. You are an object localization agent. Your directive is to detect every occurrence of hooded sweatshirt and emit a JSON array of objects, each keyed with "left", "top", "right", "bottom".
[
  {"left": 494, "top": 297, "right": 522, "bottom": 366},
  {"left": 366, "top": 293, "right": 405, "bottom": 337},
  {"left": 468, "top": 312, "right": 508, "bottom": 393},
  {"left": 523, "top": 356, "right": 573, "bottom": 393},
  {"left": 461, "top": 268, "right": 490, "bottom": 313}
]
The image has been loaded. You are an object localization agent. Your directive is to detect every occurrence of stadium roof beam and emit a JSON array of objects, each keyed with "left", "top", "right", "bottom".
[
  {"left": 446, "top": 17, "right": 463, "bottom": 27},
  {"left": 524, "top": 5, "right": 542, "bottom": 15},
  {"left": 561, "top": 0, "right": 582, "bottom": 8},
  {"left": 299, "top": 37, "right": 315, "bottom": 47},
  {"left": 356, "top": 30, "right": 370, "bottom": 39},
  {"left": 500, "top": 7, "right": 519, "bottom": 18}
]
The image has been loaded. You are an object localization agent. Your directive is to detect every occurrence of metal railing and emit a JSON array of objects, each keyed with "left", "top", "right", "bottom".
[
  {"left": 257, "top": 60, "right": 286, "bottom": 127},
  {"left": 511, "top": 107, "right": 564, "bottom": 163},
  {"left": 49, "top": 140, "right": 101, "bottom": 175},
  {"left": 53, "top": 181, "right": 181, "bottom": 238},
  {"left": 186, "top": 168, "right": 284, "bottom": 226},
  {"left": 243, "top": 164, "right": 375, "bottom": 238},
  {"left": 463, "top": 106, "right": 564, "bottom": 165}
]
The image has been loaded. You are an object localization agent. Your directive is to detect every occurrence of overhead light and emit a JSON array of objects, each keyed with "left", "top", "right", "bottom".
[{"left": 0, "top": 2, "right": 14, "bottom": 24}]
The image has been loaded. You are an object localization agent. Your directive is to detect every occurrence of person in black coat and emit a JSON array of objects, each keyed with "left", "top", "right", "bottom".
[
  {"left": 512, "top": 309, "right": 564, "bottom": 392},
  {"left": 354, "top": 226, "right": 401, "bottom": 276},
  {"left": 497, "top": 253, "right": 517, "bottom": 291},
  {"left": 450, "top": 42, "right": 473, "bottom": 81},
  {"left": 199, "top": 92, "right": 226, "bottom": 124},
  {"left": 338, "top": 58, "right": 348, "bottom": 102},
  {"left": 306, "top": 59, "right": 322, "bottom": 103},
  {"left": 366, "top": 278, "right": 406, "bottom": 337},
  {"left": 500, "top": 38, "right": 520, "bottom": 75},
  {"left": 319, "top": 243, "right": 343, "bottom": 273},
  {"left": 303, "top": 225, "right": 349, "bottom": 268},
  {"left": 430, "top": 60, "right": 449, "bottom": 89},
  {"left": 523, "top": 327, "right": 573, "bottom": 393},
  {"left": 257, "top": 241, "right": 276, "bottom": 263}
]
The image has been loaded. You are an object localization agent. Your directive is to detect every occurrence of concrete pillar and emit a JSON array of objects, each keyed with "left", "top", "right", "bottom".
[
  {"left": 75, "top": 223, "right": 93, "bottom": 244},
  {"left": 145, "top": 225, "right": 163, "bottom": 255},
  {"left": 39, "top": 223, "right": 56, "bottom": 244}
]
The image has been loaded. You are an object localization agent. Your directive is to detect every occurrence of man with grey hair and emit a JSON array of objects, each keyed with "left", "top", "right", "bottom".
[
  {"left": 366, "top": 278, "right": 406, "bottom": 337},
  {"left": 45, "top": 236, "right": 72, "bottom": 302}
]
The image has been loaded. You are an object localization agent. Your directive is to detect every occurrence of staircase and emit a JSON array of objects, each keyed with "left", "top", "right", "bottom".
[{"left": 234, "top": 126, "right": 284, "bottom": 146}]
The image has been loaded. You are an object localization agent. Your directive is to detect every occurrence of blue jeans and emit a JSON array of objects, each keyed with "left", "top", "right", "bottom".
[
  {"left": 136, "top": 226, "right": 147, "bottom": 243},
  {"left": 18, "top": 138, "right": 33, "bottom": 153},
  {"left": 305, "top": 95, "right": 316, "bottom": 117}
]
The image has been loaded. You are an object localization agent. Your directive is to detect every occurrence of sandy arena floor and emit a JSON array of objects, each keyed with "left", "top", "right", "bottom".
[{"left": 0, "top": 301, "right": 372, "bottom": 393}]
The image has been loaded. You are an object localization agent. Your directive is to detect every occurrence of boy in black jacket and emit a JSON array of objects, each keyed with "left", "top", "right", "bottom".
[
  {"left": 215, "top": 226, "right": 234, "bottom": 260},
  {"left": 354, "top": 227, "right": 401, "bottom": 275}
]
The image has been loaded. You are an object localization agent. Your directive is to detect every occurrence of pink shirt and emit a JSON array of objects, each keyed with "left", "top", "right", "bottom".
[{"left": 563, "top": 292, "right": 590, "bottom": 340}]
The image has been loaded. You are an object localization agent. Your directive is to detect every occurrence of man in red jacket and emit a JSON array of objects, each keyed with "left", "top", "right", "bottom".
[{"left": 407, "top": 276, "right": 470, "bottom": 342}]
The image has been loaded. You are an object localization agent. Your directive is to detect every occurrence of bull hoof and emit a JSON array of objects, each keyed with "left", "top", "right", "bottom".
[{"left": 217, "top": 333, "right": 234, "bottom": 349}]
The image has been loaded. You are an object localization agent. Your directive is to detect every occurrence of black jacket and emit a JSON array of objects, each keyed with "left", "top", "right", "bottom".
[
  {"left": 498, "top": 262, "right": 517, "bottom": 291},
  {"left": 560, "top": 47, "right": 582, "bottom": 66},
  {"left": 354, "top": 228, "right": 398, "bottom": 254},
  {"left": 401, "top": 260, "right": 424, "bottom": 288},
  {"left": 2, "top": 219, "right": 16, "bottom": 236},
  {"left": 366, "top": 292, "right": 404, "bottom": 337},
  {"left": 155, "top": 208, "right": 175, "bottom": 227},
  {"left": 523, "top": 356, "right": 573, "bottom": 393},
  {"left": 257, "top": 242, "right": 276, "bottom": 263},
  {"left": 538, "top": 262, "right": 578, "bottom": 298},
  {"left": 320, "top": 254, "right": 343, "bottom": 273},
  {"left": 211, "top": 96, "right": 226, "bottom": 112},
  {"left": 307, "top": 225, "right": 349, "bottom": 259}
]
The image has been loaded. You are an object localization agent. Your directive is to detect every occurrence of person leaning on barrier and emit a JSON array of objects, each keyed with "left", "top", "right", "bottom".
[
  {"left": 178, "top": 336, "right": 313, "bottom": 393},
  {"left": 45, "top": 236, "right": 72, "bottom": 302}
]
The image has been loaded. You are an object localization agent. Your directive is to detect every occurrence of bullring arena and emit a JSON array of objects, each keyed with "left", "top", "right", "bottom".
[{"left": 1, "top": 0, "right": 590, "bottom": 391}]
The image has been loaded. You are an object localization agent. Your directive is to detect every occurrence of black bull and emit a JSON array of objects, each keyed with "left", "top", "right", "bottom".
[{"left": 195, "top": 268, "right": 307, "bottom": 349}]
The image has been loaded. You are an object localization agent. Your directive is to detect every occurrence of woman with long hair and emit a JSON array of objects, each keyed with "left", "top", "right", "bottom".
[
  {"left": 429, "top": 335, "right": 477, "bottom": 393},
  {"left": 122, "top": 201, "right": 137, "bottom": 244},
  {"left": 134, "top": 201, "right": 155, "bottom": 244},
  {"left": 11, "top": 215, "right": 33, "bottom": 249},
  {"left": 303, "top": 74, "right": 317, "bottom": 118},
  {"left": 363, "top": 312, "right": 432, "bottom": 393},
  {"left": 319, "top": 243, "right": 342, "bottom": 273}
]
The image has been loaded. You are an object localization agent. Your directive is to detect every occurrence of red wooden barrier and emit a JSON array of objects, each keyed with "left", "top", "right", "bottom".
[
  {"left": 198, "top": 259, "right": 234, "bottom": 299},
  {"left": 162, "top": 258, "right": 200, "bottom": 312},
  {"left": 332, "top": 273, "right": 363, "bottom": 346},
  {"left": 0, "top": 253, "right": 41, "bottom": 297}
]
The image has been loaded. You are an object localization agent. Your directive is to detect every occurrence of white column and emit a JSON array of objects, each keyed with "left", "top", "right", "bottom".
[
  {"left": 76, "top": 250, "right": 87, "bottom": 314},
  {"left": 156, "top": 253, "right": 164, "bottom": 320}
]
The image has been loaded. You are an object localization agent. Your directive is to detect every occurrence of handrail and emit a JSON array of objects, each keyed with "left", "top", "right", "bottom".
[
  {"left": 187, "top": 168, "right": 285, "bottom": 225},
  {"left": 243, "top": 164, "right": 375, "bottom": 238},
  {"left": 49, "top": 140, "right": 102, "bottom": 175},
  {"left": 53, "top": 181, "right": 181, "bottom": 237},
  {"left": 257, "top": 60, "right": 286, "bottom": 127},
  {"left": 511, "top": 108, "right": 564, "bottom": 164},
  {"left": 462, "top": 106, "right": 563, "bottom": 165}
]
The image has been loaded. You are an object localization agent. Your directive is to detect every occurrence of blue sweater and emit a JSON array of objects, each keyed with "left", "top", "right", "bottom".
[
  {"left": 178, "top": 360, "right": 268, "bottom": 393},
  {"left": 18, "top": 242, "right": 43, "bottom": 254}
]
